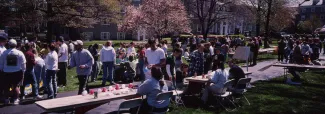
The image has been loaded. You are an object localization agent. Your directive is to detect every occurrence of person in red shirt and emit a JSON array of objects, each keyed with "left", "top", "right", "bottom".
[
  {"left": 138, "top": 45, "right": 146, "bottom": 82},
  {"left": 20, "top": 43, "right": 43, "bottom": 100}
]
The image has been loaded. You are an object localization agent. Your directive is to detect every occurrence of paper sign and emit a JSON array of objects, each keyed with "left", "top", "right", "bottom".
[{"left": 233, "top": 46, "right": 250, "bottom": 61}]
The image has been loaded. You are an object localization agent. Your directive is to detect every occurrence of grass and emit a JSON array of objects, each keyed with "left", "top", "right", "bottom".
[{"left": 169, "top": 71, "right": 325, "bottom": 114}]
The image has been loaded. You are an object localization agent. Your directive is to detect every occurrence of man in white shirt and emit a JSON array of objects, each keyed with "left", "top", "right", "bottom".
[
  {"left": 145, "top": 39, "right": 166, "bottom": 79},
  {"left": 45, "top": 43, "right": 59, "bottom": 99},
  {"left": 127, "top": 42, "right": 136, "bottom": 57},
  {"left": 0, "top": 39, "right": 26, "bottom": 105},
  {"left": 100, "top": 41, "right": 116, "bottom": 86},
  {"left": 56, "top": 37, "right": 68, "bottom": 87}
]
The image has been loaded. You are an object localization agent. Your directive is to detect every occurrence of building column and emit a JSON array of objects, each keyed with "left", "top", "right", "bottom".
[
  {"left": 225, "top": 21, "right": 228, "bottom": 35},
  {"left": 143, "top": 29, "right": 146, "bottom": 41},
  {"left": 137, "top": 29, "right": 140, "bottom": 41},
  {"left": 220, "top": 22, "right": 223, "bottom": 35},
  {"left": 215, "top": 23, "right": 218, "bottom": 34}
]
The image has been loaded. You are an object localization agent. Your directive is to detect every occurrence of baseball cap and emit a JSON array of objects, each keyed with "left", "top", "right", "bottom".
[
  {"left": 0, "top": 33, "right": 8, "bottom": 40},
  {"left": 74, "top": 40, "right": 83, "bottom": 45},
  {"left": 8, "top": 39, "right": 17, "bottom": 46}
]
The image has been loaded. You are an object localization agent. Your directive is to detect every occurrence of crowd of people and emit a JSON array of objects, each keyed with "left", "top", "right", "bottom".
[
  {"left": 277, "top": 37, "right": 324, "bottom": 82},
  {"left": 3, "top": 31, "right": 306, "bottom": 112}
]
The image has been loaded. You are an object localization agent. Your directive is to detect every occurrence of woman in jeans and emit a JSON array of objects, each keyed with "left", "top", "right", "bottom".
[
  {"left": 137, "top": 45, "right": 146, "bottom": 82},
  {"left": 45, "top": 44, "right": 59, "bottom": 99},
  {"left": 33, "top": 50, "right": 47, "bottom": 92}
]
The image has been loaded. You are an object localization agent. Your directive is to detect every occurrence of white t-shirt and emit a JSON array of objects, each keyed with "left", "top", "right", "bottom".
[
  {"left": 45, "top": 51, "right": 58, "bottom": 70},
  {"left": 35, "top": 56, "right": 45, "bottom": 67},
  {"left": 145, "top": 47, "right": 166, "bottom": 65},
  {"left": 127, "top": 47, "right": 136, "bottom": 57},
  {"left": 58, "top": 43, "right": 69, "bottom": 62}
]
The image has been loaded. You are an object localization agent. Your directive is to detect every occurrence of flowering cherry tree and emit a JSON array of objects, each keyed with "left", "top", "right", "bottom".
[{"left": 120, "top": 0, "right": 191, "bottom": 40}]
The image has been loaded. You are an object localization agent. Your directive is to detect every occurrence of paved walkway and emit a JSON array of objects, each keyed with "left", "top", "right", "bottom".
[{"left": 1, "top": 55, "right": 325, "bottom": 114}]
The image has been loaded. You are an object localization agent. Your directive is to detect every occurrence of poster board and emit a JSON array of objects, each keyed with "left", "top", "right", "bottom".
[{"left": 233, "top": 46, "right": 250, "bottom": 61}]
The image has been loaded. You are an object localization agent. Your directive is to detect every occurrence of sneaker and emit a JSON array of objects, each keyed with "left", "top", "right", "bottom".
[
  {"left": 33, "top": 95, "right": 43, "bottom": 100},
  {"left": 13, "top": 99, "right": 20, "bottom": 105},
  {"left": 110, "top": 82, "right": 117, "bottom": 85}
]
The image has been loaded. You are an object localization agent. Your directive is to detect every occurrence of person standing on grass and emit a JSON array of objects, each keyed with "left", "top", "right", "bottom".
[
  {"left": 0, "top": 34, "right": 7, "bottom": 104},
  {"left": 137, "top": 45, "right": 146, "bottom": 82},
  {"left": 56, "top": 37, "right": 69, "bottom": 88},
  {"left": 278, "top": 38, "right": 287, "bottom": 62},
  {"left": 33, "top": 50, "right": 46, "bottom": 93},
  {"left": 20, "top": 43, "right": 43, "bottom": 100},
  {"left": 127, "top": 42, "right": 136, "bottom": 57},
  {"left": 68, "top": 40, "right": 94, "bottom": 95},
  {"left": 100, "top": 41, "right": 116, "bottom": 86},
  {"left": 164, "top": 48, "right": 183, "bottom": 88},
  {"left": 188, "top": 43, "right": 205, "bottom": 77},
  {"left": 90, "top": 43, "right": 99, "bottom": 82},
  {"left": 145, "top": 39, "right": 166, "bottom": 79},
  {"left": 0, "top": 39, "right": 26, "bottom": 105},
  {"left": 45, "top": 44, "right": 58, "bottom": 99}
]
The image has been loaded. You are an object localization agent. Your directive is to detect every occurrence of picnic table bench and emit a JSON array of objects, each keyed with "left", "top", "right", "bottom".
[
  {"left": 272, "top": 63, "right": 325, "bottom": 83},
  {"left": 36, "top": 88, "right": 181, "bottom": 114}
]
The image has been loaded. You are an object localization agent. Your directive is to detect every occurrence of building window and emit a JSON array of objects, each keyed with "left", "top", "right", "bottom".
[
  {"left": 311, "top": 8, "right": 315, "bottom": 12},
  {"left": 301, "top": 15, "right": 306, "bottom": 20},
  {"left": 101, "top": 32, "right": 110, "bottom": 40},
  {"left": 197, "top": 24, "right": 202, "bottom": 32},
  {"left": 102, "top": 20, "right": 110, "bottom": 25},
  {"left": 82, "top": 32, "right": 93, "bottom": 40},
  {"left": 117, "top": 32, "right": 125, "bottom": 40},
  {"left": 302, "top": 8, "right": 306, "bottom": 13}
]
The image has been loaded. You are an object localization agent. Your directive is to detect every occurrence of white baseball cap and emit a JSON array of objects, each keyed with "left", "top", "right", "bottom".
[
  {"left": 8, "top": 39, "right": 17, "bottom": 46},
  {"left": 74, "top": 40, "right": 83, "bottom": 45}
]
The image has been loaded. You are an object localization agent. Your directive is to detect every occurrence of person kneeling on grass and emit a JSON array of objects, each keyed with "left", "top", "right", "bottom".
[
  {"left": 201, "top": 64, "right": 229, "bottom": 105},
  {"left": 133, "top": 67, "right": 169, "bottom": 113}
]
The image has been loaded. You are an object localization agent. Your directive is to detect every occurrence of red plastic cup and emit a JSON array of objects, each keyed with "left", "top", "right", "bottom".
[
  {"left": 115, "top": 84, "right": 120, "bottom": 90},
  {"left": 89, "top": 89, "right": 94, "bottom": 95},
  {"left": 102, "top": 88, "right": 107, "bottom": 92},
  {"left": 128, "top": 83, "right": 133, "bottom": 88}
]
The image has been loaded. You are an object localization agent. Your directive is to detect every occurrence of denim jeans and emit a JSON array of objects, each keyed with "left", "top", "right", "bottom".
[
  {"left": 138, "top": 58, "right": 145, "bottom": 81},
  {"left": 46, "top": 70, "right": 57, "bottom": 99},
  {"left": 34, "top": 65, "right": 46, "bottom": 89},
  {"left": 20, "top": 69, "right": 39, "bottom": 97},
  {"left": 102, "top": 62, "right": 114, "bottom": 85},
  {"left": 91, "top": 61, "right": 99, "bottom": 81}
]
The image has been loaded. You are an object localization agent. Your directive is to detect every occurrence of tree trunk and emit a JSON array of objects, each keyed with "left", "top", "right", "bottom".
[
  {"left": 256, "top": 0, "right": 261, "bottom": 37},
  {"left": 264, "top": 0, "right": 272, "bottom": 48},
  {"left": 46, "top": 2, "right": 53, "bottom": 43}
]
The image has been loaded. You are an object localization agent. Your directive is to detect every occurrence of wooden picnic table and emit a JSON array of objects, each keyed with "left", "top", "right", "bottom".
[
  {"left": 272, "top": 63, "right": 325, "bottom": 83},
  {"left": 183, "top": 71, "right": 252, "bottom": 95},
  {"left": 272, "top": 63, "right": 325, "bottom": 69},
  {"left": 184, "top": 71, "right": 253, "bottom": 83},
  {"left": 36, "top": 89, "right": 139, "bottom": 113},
  {"left": 36, "top": 87, "right": 182, "bottom": 113}
]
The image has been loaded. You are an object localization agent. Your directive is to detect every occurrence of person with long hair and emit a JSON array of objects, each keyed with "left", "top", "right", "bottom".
[{"left": 136, "top": 67, "right": 169, "bottom": 113}]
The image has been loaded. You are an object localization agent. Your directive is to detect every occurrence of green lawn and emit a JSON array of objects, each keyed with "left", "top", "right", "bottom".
[{"left": 169, "top": 71, "right": 325, "bottom": 114}]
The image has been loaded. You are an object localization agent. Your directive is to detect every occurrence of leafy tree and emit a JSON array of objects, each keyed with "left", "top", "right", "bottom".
[{"left": 120, "top": 0, "right": 191, "bottom": 41}]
